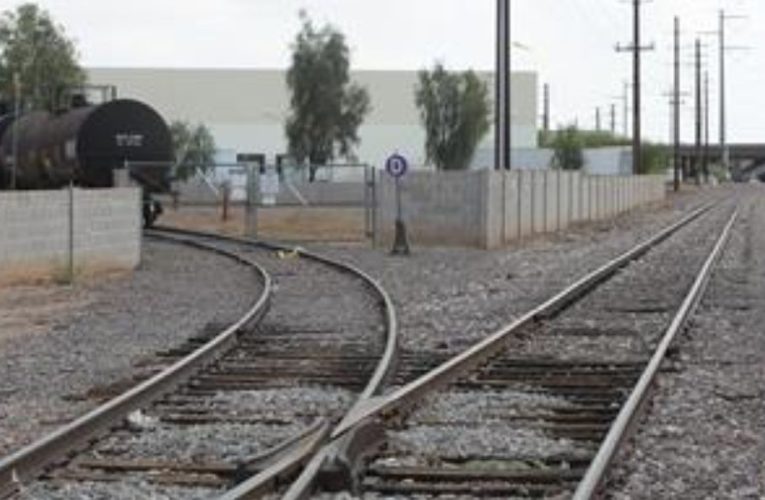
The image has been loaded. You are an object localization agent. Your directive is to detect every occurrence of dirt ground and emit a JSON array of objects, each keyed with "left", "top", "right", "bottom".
[
  {"left": 0, "top": 266, "right": 131, "bottom": 346},
  {"left": 0, "top": 284, "right": 96, "bottom": 346},
  {"left": 159, "top": 204, "right": 368, "bottom": 242}
]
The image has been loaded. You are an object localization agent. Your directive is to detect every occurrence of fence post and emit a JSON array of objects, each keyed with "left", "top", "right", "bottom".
[
  {"left": 68, "top": 182, "right": 74, "bottom": 284},
  {"left": 543, "top": 170, "right": 548, "bottom": 233},
  {"left": 556, "top": 169, "right": 561, "bottom": 231},
  {"left": 517, "top": 171, "right": 523, "bottom": 240},
  {"left": 366, "top": 165, "right": 378, "bottom": 244},
  {"left": 245, "top": 165, "right": 258, "bottom": 237},
  {"left": 530, "top": 170, "right": 536, "bottom": 235}
]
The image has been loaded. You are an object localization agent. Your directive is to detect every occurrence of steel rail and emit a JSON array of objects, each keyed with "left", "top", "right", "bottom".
[
  {"left": 276, "top": 202, "right": 720, "bottom": 499},
  {"left": 573, "top": 207, "right": 739, "bottom": 499},
  {"left": 0, "top": 233, "right": 272, "bottom": 498},
  {"left": 327, "top": 202, "right": 715, "bottom": 442},
  {"left": 151, "top": 226, "right": 399, "bottom": 404},
  {"left": 148, "top": 226, "right": 400, "bottom": 500}
]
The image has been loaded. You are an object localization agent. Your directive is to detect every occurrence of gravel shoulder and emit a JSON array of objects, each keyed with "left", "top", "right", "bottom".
[
  {"left": 0, "top": 239, "right": 260, "bottom": 456},
  {"left": 607, "top": 186, "right": 765, "bottom": 499}
]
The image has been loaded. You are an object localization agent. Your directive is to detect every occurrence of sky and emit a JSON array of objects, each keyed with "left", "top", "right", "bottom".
[{"left": 2, "top": 0, "right": 761, "bottom": 143}]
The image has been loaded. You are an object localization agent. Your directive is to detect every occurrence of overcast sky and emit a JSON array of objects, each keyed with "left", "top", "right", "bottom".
[{"left": 4, "top": 0, "right": 762, "bottom": 143}]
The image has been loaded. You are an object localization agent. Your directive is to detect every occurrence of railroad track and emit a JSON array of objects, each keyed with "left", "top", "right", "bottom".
[
  {"left": 0, "top": 229, "right": 397, "bottom": 499},
  {"left": 283, "top": 201, "right": 739, "bottom": 499}
]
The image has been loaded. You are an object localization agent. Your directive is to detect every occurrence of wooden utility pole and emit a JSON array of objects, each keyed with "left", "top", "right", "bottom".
[
  {"left": 610, "top": 103, "right": 616, "bottom": 135},
  {"left": 673, "top": 16, "right": 681, "bottom": 191},
  {"left": 700, "top": 10, "right": 746, "bottom": 172},
  {"left": 695, "top": 38, "right": 702, "bottom": 185},
  {"left": 719, "top": 10, "right": 728, "bottom": 171},
  {"left": 704, "top": 70, "right": 710, "bottom": 181},
  {"left": 617, "top": 0, "right": 654, "bottom": 174},
  {"left": 596, "top": 107, "right": 602, "bottom": 132},
  {"left": 495, "top": 0, "right": 511, "bottom": 171},
  {"left": 543, "top": 83, "right": 550, "bottom": 133},
  {"left": 623, "top": 81, "right": 630, "bottom": 137}
]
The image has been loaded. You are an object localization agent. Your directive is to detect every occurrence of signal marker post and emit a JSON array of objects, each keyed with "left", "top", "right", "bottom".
[{"left": 386, "top": 153, "right": 410, "bottom": 256}]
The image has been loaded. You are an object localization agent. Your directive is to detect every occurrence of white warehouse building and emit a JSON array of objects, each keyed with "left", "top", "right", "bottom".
[{"left": 87, "top": 68, "right": 538, "bottom": 169}]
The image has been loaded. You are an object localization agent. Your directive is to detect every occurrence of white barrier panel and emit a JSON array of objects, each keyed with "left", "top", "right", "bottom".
[{"left": 375, "top": 170, "right": 667, "bottom": 250}]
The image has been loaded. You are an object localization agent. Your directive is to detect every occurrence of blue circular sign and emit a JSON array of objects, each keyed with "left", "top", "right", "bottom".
[{"left": 386, "top": 154, "right": 409, "bottom": 178}]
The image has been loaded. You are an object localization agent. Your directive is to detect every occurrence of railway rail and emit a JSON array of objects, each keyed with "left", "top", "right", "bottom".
[
  {"left": 283, "top": 201, "right": 738, "bottom": 499},
  {"left": 0, "top": 228, "right": 398, "bottom": 499},
  {"left": 0, "top": 198, "right": 737, "bottom": 500}
]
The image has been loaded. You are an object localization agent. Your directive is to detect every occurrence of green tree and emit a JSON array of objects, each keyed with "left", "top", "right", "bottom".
[
  {"left": 0, "top": 3, "right": 85, "bottom": 111},
  {"left": 415, "top": 63, "right": 490, "bottom": 170},
  {"left": 638, "top": 142, "right": 668, "bottom": 175},
  {"left": 539, "top": 129, "right": 629, "bottom": 149},
  {"left": 550, "top": 125, "right": 585, "bottom": 171},
  {"left": 170, "top": 121, "right": 217, "bottom": 181},
  {"left": 542, "top": 127, "right": 667, "bottom": 175},
  {"left": 285, "top": 11, "right": 371, "bottom": 181}
]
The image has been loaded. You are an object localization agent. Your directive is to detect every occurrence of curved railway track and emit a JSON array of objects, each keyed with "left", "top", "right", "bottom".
[
  {"left": 288, "top": 201, "right": 739, "bottom": 499},
  {"left": 0, "top": 229, "right": 398, "bottom": 499},
  {"left": 0, "top": 198, "right": 738, "bottom": 500}
]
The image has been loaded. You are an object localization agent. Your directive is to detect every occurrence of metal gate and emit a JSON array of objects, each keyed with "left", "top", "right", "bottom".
[{"left": 244, "top": 163, "right": 377, "bottom": 242}]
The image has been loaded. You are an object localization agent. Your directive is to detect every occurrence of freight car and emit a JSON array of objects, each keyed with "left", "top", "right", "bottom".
[{"left": 0, "top": 98, "right": 173, "bottom": 226}]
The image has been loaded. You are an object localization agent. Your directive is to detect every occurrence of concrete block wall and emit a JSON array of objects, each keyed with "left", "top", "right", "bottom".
[
  {"left": 488, "top": 171, "right": 665, "bottom": 248},
  {"left": 0, "top": 188, "right": 141, "bottom": 280},
  {"left": 375, "top": 171, "right": 486, "bottom": 247},
  {"left": 376, "top": 169, "right": 666, "bottom": 250}
]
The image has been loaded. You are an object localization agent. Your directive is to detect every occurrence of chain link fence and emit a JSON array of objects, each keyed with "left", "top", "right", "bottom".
[{"left": 146, "top": 161, "right": 377, "bottom": 242}]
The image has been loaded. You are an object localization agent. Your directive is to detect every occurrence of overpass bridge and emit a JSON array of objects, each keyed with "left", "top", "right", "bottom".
[{"left": 676, "top": 143, "right": 765, "bottom": 181}]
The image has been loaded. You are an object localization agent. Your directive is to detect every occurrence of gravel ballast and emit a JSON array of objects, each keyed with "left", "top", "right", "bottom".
[
  {"left": 0, "top": 239, "right": 260, "bottom": 456},
  {"left": 312, "top": 188, "right": 725, "bottom": 355},
  {"left": 607, "top": 187, "right": 765, "bottom": 499},
  {"left": 3, "top": 185, "right": 754, "bottom": 499}
]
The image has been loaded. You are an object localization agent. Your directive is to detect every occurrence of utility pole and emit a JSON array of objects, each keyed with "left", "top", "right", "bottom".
[
  {"left": 610, "top": 103, "right": 616, "bottom": 135},
  {"left": 596, "top": 107, "right": 602, "bottom": 132},
  {"left": 702, "top": 10, "right": 748, "bottom": 172},
  {"left": 704, "top": 70, "right": 710, "bottom": 182},
  {"left": 623, "top": 81, "right": 630, "bottom": 137},
  {"left": 617, "top": 0, "right": 654, "bottom": 175},
  {"left": 543, "top": 83, "right": 550, "bottom": 133},
  {"left": 673, "top": 16, "right": 681, "bottom": 192},
  {"left": 495, "top": 0, "right": 511, "bottom": 171},
  {"left": 695, "top": 38, "right": 702, "bottom": 185},
  {"left": 719, "top": 10, "right": 728, "bottom": 171},
  {"left": 612, "top": 82, "right": 630, "bottom": 138}
]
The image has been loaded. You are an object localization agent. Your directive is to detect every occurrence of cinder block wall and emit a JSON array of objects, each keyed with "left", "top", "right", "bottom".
[
  {"left": 0, "top": 188, "right": 141, "bottom": 280},
  {"left": 375, "top": 170, "right": 666, "bottom": 250}
]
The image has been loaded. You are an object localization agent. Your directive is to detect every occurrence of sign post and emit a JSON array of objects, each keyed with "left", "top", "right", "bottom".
[{"left": 386, "top": 153, "right": 410, "bottom": 256}]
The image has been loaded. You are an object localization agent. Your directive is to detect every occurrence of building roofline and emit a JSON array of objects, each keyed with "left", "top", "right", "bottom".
[{"left": 87, "top": 66, "right": 537, "bottom": 76}]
